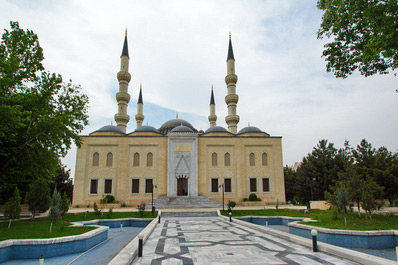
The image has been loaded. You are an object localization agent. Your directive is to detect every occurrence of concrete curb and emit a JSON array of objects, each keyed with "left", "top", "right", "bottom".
[
  {"left": 108, "top": 211, "right": 160, "bottom": 265},
  {"left": 218, "top": 213, "right": 397, "bottom": 265}
]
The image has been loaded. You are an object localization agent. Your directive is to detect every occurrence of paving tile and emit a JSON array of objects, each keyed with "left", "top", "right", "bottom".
[{"left": 132, "top": 217, "right": 357, "bottom": 265}]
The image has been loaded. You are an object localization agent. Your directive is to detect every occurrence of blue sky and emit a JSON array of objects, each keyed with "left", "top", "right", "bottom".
[{"left": 1, "top": 0, "right": 397, "bottom": 179}]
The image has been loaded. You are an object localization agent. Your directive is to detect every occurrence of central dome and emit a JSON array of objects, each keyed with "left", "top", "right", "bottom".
[{"left": 158, "top": 118, "right": 197, "bottom": 135}]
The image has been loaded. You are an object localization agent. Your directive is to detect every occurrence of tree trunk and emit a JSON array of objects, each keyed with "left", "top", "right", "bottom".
[
  {"left": 344, "top": 208, "right": 347, "bottom": 226},
  {"left": 357, "top": 202, "right": 361, "bottom": 217},
  {"left": 8, "top": 219, "right": 12, "bottom": 228},
  {"left": 50, "top": 221, "right": 53, "bottom": 232}
]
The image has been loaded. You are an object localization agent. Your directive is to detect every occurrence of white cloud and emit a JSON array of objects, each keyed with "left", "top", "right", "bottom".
[{"left": 1, "top": 0, "right": 397, "bottom": 179}]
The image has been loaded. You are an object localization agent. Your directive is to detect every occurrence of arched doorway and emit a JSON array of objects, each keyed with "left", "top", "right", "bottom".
[{"left": 176, "top": 175, "right": 188, "bottom": 196}]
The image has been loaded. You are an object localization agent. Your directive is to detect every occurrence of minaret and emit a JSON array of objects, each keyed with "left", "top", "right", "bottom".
[
  {"left": 208, "top": 85, "right": 217, "bottom": 127},
  {"left": 225, "top": 33, "right": 240, "bottom": 133},
  {"left": 135, "top": 83, "right": 144, "bottom": 129},
  {"left": 114, "top": 29, "right": 131, "bottom": 133}
]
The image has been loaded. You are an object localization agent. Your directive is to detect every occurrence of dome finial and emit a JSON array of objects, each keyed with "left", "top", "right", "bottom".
[
  {"left": 140, "top": 82, "right": 142, "bottom": 89},
  {"left": 125, "top": 28, "right": 128, "bottom": 36},
  {"left": 229, "top": 32, "right": 231, "bottom": 39},
  {"left": 176, "top": 113, "right": 179, "bottom": 119}
]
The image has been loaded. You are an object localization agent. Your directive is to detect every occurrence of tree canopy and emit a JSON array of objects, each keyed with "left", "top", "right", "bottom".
[
  {"left": 0, "top": 21, "right": 89, "bottom": 203},
  {"left": 317, "top": 0, "right": 398, "bottom": 78},
  {"left": 285, "top": 139, "right": 397, "bottom": 206}
]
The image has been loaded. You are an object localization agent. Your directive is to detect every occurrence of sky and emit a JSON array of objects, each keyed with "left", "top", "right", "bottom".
[{"left": 1, "top": 0, "right": 397, "bottom": 180}]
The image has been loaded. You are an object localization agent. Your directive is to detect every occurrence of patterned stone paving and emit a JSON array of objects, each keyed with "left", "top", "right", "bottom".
[{"left": 133, "top": 217, "right": 358, "bottom": 265}]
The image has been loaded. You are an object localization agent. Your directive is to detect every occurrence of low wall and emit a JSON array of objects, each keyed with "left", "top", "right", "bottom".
[
  {"left": 0, "top": 226, "right": 107, "bottom": 263},
  {"left": 237, "top": 216, "right": 303, "bottom": 226},
  {"left": 310, "top": 201, "right": 330, "bottom": 210},
  {"left": 289, "top": 222, "right": 398, "bottom": 249}
]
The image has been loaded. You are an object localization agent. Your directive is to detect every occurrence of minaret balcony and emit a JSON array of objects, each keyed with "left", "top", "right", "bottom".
[
  {"left": 117, "top": 71, "right": 131, "bottom": 82},
  {"left": 135, "top": 113, "right": 144, "bottom": 120},
  {"left": 225, "top": 74, "right": 238, "bottom": 84},
  {"left": 114, "top": 113, "right": 130, "bottom": 124},
  {"left": 225, "top": 94, "right": 239, "bottom": 104},
  {"left": 225, "top": 115, "right": 240, "bottom": 124},
  {"left": 208, "top": 115, "right": 217, "bottom": 122},
  {"left": 116, "top": 92, "right": 131, "bottom": 103}
]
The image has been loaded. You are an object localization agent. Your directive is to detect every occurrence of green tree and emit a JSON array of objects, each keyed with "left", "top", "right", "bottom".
[
  {"left": 26, "top": 178, "right": 51, "bottom": 220},
  {"left": 48, "top": 189, "right": 62, "bottom": 232},
  {"left": 317, "top": 0, "right": 398, "bottom": 78},
  {"left": 335, "top": 184, "right": 349, "bottom": 226},
  {"left": 3, "top": 187, "right": 21, "bottom": 228},
  {"left": 296, "top": 139, "right": 346, "bottom": 202},
  {"left": 50, "top": 161, "right": 73, "bottom": 203},
  {"left": 361, "top": 178, "right": 384, "bottom": 221},
  {"left": 0, "top": 21, "right": 89, "bottom": 203},
  {"left": 283, "top": 166, "right": 298, "bottom": 203},
  {"left": 60, "top": 191, "right": 70, "bottom": 215}
]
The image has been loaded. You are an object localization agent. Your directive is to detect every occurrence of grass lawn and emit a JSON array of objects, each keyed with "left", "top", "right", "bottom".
[
  {"left": 0, "top": 211, "right": 156, "bottom": 241},
  {"left": 221, "top": 209, "right": 398, "bottom": 231}
]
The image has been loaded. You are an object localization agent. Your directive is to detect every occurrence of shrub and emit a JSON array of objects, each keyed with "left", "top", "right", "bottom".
[
  {"left": 100, "top": 195, "right": 116, "bottom": 204},
  {"left": 249, "top": 194, "right": 258, "bottom": 201},
  {"left": 107, "top": 207, "right": 113, "bottom": 218},
  {"left": 228, "top": 200, "right": 236, "bottom": 213},
  {"left": 256, "top": 197, "right": 262, "bottom": 201},
  {"left": 243, "top": 198, "right": 249, "bottom": 202},
  {"left": 4, "top": 188, "right": 21, "bottom": 228},
  {"left": 60, "top": 192, "right": 69, "bottom": 214},
  {"left": 330, "top": 206, "right": 339, "bottom": 220},
  {"left": 121, "top": 202, "right": 126, "bottom": 207},
  {"left": 93, "top": 202, "right": 102, "bottom": 216},
  {"left": 137, "top": 200, "right": 146, "bottom": 217}
]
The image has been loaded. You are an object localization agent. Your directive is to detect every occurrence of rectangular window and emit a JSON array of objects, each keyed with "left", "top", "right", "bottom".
[
  {"left": 262, "top": 178, "right": 270, "bottom": 192},
  {"left": 104, "top": 179, "right": 112, "bottom": 194},
  {"left": 145, "top": 179, "right": 153, "bottom": 193},
  {"left": 249, "top": 178, "right": 257, "bottom": 193},
  {"left": 211, "top": 178, "right": 219, "bottom": 193},
  {"left": 131, "top": 179, "right": 140, "bottom": 194},
  {"left": 90, "top": 179, "right": 98, "bottom": 194},
  {"left": 224, "top": 178, "right": 232, "bottom": 193}
]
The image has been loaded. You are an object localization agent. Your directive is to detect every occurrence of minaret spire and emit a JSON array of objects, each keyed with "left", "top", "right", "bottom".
[
  {"left": 225, "top": 33, "right": 239, "bottom": 133},
  {"left": 208, "top": 85, "right": 217, "bottom": 127},
  {"left": 114, "top": 31, "right": 131, "bottom": 133},
  {"left": 135, "top": 83, "right": 144, "bottom": 129}
]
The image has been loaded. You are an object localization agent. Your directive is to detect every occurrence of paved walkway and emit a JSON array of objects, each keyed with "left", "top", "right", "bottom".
[{"left": 133, "top": 217, "right": 357, "bottom": 265}]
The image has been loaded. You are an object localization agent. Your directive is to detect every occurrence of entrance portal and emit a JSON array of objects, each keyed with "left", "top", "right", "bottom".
[{"left": 177, "top": 178, "right": 188, "bottom": 196}]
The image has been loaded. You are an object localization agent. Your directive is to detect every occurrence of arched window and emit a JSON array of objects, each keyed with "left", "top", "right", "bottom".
[
  {"left": 224, "top": 153, "right": 230, "bottom": 166},
  {"left": 133, "top": 152, "right": 140, "bottom": 167},
  {"left": 212, "top": 152, "right": 217, "bottom": 166},
  {"left": 249, "top": 153, "right": 255, "bottom": 166},
  {"left": 93, "top": 152, "right": 99, "bottom": 166},
  {"left": 262, "top": 152, "right": 268, "bottom": 166},
  {"left": 106, "top": 152, "right": 113, "bottom": 167},
  {"left": 147, "top": 152, "right": 153, "bottom": 166}
]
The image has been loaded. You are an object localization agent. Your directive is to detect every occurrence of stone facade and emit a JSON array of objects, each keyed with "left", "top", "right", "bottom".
[{"left": 72, "top": 33, "right": 286, "bottom": 207}]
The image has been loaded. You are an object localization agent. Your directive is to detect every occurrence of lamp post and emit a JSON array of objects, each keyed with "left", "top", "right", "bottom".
[
  {"left": 219, "top": 182, "right": 224, "bottom": 211},
  {"left": 151, "top": 184, "right": 157, "bottom": 216},
  {"left": 311, "top": 229, "right": 318, "bottom": 252}
]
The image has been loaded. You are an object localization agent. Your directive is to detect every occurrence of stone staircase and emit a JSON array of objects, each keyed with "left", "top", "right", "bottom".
[
  {"left": 161, "top": 211, "right": 218, "bottom": 217},
  {"left": 150, "top": 195, "right": 223, "bottom": 209}
]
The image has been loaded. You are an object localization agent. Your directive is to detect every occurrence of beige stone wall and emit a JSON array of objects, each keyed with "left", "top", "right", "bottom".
[
  {"left": 198, "top": 132, "right": 285, "bottom": 205},
  {"left": 72, "top": 132, "right": 167, "bottom": 207},
  {"left": 73, "top": 131, "right": 285, "bottom": 207}
]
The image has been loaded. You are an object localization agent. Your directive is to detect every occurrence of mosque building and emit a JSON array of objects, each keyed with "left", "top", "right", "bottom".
[{"left": 72, "top": 33, "right": 285, "bottom": 207}]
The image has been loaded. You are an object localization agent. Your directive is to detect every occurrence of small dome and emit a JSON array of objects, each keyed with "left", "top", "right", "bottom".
[
  {"left": 159, "top": 118, "right": 197, "bottom": 135},
  {"left": 95, "top": 125, "right": 125, "bottom": 134},
  {"left": 134, "top": 125, "right": 159, "bottom": 133},
  {"left": 170, "top": 125, "right": 194, "bottom": 133},
  {"left": 237, "top": 126, "right": 263, "bottom": 135},
  {"left": 205, "top": 126, "right": 228, "bottom": 133}
]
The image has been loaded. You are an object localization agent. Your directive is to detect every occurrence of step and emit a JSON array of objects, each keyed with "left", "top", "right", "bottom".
[
  {"left": 161, "top": 211, "right": 218, "bottom": 217},
  {"left": 151, "top": 195, "right": 224, "bottom": 209}
]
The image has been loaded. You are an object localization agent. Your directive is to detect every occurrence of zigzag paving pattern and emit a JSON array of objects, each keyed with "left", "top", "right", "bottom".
[{"left": 133, "top": 217, "right": 358, "bottom": 265}]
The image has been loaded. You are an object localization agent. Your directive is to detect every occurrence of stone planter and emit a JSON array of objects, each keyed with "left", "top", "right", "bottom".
[{"left": 241, "top": 201, "right": 264, "bottom": 206}]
